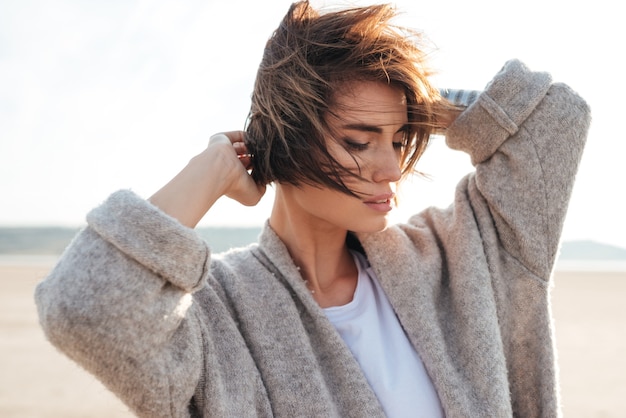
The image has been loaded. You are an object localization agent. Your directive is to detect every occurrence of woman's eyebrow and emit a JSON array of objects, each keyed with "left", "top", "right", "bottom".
[
  {"left": 396, "top": 123, "right": 410, "bottom": 133},
  {"left": 341, "top": 123, "right": 409, "bottom": 134},
  {"left": 342, "top": 123, "right": 383, "bottom": 134}
]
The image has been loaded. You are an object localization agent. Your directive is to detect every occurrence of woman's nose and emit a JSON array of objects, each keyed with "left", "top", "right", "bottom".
[{"left": 371, "top": 146, "right": 402, "bottom": 183}]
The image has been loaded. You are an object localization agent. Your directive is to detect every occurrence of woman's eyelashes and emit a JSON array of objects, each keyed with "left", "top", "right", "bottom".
[
  {"left": 394, "top": 130, "right": 412, "bottom": 153},
  {"left": 341, "top": 129, "right": 408, "bottom": 153},
  {"left": 342, "top": 139, "right": 405, "bottom": 153},
  {"left": 343, "top": 138, "right": 370, "bottom": 151}
]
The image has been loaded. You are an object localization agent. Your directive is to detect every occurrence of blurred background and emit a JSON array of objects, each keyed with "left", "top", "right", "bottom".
[
  {"left": 1, "top": 0, "right": 625, "bottom": 248},
  {"left": 1, "top": 1, "right": 624, "bottom": 417}
]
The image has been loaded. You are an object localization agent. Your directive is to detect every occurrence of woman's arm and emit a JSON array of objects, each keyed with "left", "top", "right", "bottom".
[
  {"left": 445, "top": 59, "right": 591, "bottom": 278},
  {"left": 35, "top": 194, "right": 209, "bottom": 417},
  {"left": 149, "top": 131, "right": 265, "bottom": 228},
  {"left": 35, "top": 131, "right": 265, "bottom": 417}
]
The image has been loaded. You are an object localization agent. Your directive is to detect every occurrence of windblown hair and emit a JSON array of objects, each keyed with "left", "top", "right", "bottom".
[{"left": 245, "top": 1, "right": 447, "bottom": 194}]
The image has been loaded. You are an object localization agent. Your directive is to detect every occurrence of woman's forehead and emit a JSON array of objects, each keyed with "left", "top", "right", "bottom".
[{"left": 330, "top": 81, "right": 408, "bottom": 125}]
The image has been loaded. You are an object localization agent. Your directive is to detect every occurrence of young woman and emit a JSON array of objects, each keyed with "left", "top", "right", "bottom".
[{"left": 35, "top": 1, "right": 591, "bottom": 417}]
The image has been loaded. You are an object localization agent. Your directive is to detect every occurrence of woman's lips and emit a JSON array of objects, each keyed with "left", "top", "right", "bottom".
[{"left": 363, "top": 193, "right": 395, "bottom": 212}]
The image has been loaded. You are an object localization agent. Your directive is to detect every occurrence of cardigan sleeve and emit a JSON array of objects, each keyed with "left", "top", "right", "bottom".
[
  {"left": 444, "top": 59, "right": 591, "bottom": 279},
  {"left": 34, "top": 190, "right": 211, "bottom": 417}
]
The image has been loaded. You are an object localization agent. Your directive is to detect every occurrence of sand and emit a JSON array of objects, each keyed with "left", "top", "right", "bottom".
[{"left": 1, "top": 262, "right": 624, "bottom": 418}]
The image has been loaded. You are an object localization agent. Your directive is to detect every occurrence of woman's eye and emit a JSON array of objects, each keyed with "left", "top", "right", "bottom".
[
  {"left": 393, "top": 129, "right": 410, "bottom": 151},
  {"left": 344, "top": 140, "right": 369, "bottom": 151}
]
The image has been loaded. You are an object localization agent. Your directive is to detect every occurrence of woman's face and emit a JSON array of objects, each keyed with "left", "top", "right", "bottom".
[{"left": 278, "top": 81, "right": 409, "bottom": 233}]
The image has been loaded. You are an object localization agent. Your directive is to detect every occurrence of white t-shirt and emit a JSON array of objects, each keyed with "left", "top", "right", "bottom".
[{"left": 324, "top": 251, "right": 444, "bottom": 418}]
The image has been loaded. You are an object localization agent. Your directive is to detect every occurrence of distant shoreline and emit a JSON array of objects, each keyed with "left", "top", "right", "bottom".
[
  {"left": 0, "top": 255, "right": 61, "bottom": 267},
  {"left": 554, "top": 260, "right": 626, "bottom": 272},
  {"left": 3, "top": 254, "right": 626, "bottom": 272}
]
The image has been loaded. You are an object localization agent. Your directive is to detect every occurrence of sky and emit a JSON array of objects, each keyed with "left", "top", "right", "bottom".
[{"left": 1, "top": 0, "right": 625, "bottom": 249}]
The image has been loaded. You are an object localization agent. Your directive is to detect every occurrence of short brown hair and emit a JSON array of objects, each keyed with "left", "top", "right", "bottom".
[{"left": 245, "top": 1, "right": 445, "bottom": 194}]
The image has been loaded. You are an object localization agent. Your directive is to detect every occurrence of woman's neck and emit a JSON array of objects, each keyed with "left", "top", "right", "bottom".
[{"left": 269, "top": 187, "right": 358, "bottom": 308}]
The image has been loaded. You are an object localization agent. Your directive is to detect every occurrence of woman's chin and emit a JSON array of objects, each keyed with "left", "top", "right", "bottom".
[{"left": 351, "top": 216, "right": 393, "bottom": 234}]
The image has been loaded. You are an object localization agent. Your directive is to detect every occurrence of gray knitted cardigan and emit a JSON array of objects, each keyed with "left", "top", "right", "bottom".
[{"left": 35, "top": 60, "right": 590, "bottom": 418}]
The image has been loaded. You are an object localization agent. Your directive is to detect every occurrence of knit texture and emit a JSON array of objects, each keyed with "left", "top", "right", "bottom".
[{"left": 35, "top": 60, "right": 590, "bottom": 417}]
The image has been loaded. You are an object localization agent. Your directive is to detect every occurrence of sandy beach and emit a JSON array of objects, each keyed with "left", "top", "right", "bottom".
[{"left": 1, "top": 261, "right": 624, "bottom": 417}]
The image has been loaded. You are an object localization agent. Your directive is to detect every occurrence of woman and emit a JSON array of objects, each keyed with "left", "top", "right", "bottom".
[{"left": 35, "top": 1, "right": 591, "bottom": 417}]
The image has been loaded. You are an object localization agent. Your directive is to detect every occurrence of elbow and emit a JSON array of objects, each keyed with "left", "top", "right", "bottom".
[{"left": 34, "top": 277, "right": 93, "bottom": 355}]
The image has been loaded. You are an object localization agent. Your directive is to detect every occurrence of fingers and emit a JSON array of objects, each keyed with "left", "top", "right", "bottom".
[
  {"left": 233, "top": 140, "right": 254, "bottom": 164},
  {"left": 209, "top": 131, "right": 249, "bottom": 156},
  {"left": 233, "top": 141, "right": 250, "bottom": 157},
  {"left": 210, "top": 131, "right": 254, "bottom": 169},
  {"left": 209, "top": 131, "right": 245, "bottom": 145}
]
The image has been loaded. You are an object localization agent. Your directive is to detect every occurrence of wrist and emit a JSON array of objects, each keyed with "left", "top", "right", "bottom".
[{"left": 149, "top": 150, "right": 230, "bottom": 228}]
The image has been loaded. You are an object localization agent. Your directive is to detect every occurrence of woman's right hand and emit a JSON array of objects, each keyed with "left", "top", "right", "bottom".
[
  {"left": 149, "top": 131, "right": 266, "bottom": 228},
  {"left": 207, "top": 131, "right": 266, "bottom": 207}
]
